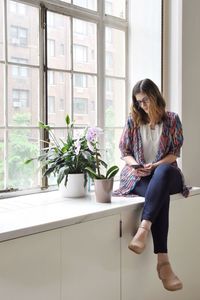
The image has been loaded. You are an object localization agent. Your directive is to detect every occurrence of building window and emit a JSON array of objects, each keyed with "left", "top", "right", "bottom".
[
  {"left": 12, "top": 89, "right": 29, "bottom": 108},
  {"left": 74, "top": 19, "right": 88, "bottom": 35},
  {"left": 48, "top": 71, "right": 55, "bottom": 85},
  {"left": 106, "top": 51, "right": 113, "bottom": 68},
  {"left": 11, "top": 57, "right": 28, "bottom": 78},
  {"left": 73, "top": 98, "right": 88, "bottom": 114},
  {"left": 47, "top": 11, "right": 55, "bottom": 27},
  {"left": 10, "top": 26, "right": 28, "bottom": 47},
  {"left": 74, "top": 74, "right": 88, "bottom": 88},
  {"left": 48, "top": 96, "right": 55, "bottom": 113},
  {"left": 74, "top": 45, "right": 88, "bottom": 63},
  {"left": 105, "top": 1, "right": 113, "bottom": 15},
  {"left": 48, "top": 39, "right": 55, "bottom": 57},
  {"left": 10, "top": 1, "right": 26, "bottom": 15}
]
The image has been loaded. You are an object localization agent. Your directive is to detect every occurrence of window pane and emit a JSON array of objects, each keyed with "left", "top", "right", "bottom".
[
  {"left": 47, "top": 12, "right": 71, "bottom": 70},
  {"left": 73, "top": 74, "right": 97, "bottom": 125},
  {"left": 7, "top": 66, "right": 39, "bottom": 126},
  {"left": 48, "top": 72, "right": 71, "bottom": 127},
  {"left": 105, "top": 27, "right": 125, "bottom": 77},
  {"left": 0, "top": 0, "right": 4, "bottom": 60},
  {"left": 73, "top": 19, "right": 97, "bottom": 73},
  {"left": 0, "top": 64, "right": 5, "bottom": 125},
  {"left": 104, "top": 128, "right": 124, "bottom": 174},
  {"left": 73, "top": 0, "right": 97, "bottom": 11},
  {"left": 7, "top": 1, "right": 39, "bottom": 66},
  {"left": 105, "top": 78, "right": 125, "bottom": 127},
  {"left": 8, "top": 129, "right": 39, "bottom": 189},
  {"left": 0, "top": 130, "right": 4, "bottom": 189},
  {"left": 105, "top": 0, "right": 126, "bottom": 19}
]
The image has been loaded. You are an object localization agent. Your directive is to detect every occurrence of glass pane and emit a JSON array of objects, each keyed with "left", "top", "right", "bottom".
[
  {"left": 48, "top": 72, "right": 71, "bottom": 127},
  {"left": 73, "top": 74, "right": 97, "bottom": 126},
  {"left": 8, "top": 129, "right": 39, "bottom": 189},
  {"left": 105, "top": 0, "right": 126, "bottom": 19},
  {"left": 7, "top": 1, "right": 39, "bottom": 66},
  {"left": 105, "top": 27, "right": 125, "bottom": 77},
  {"left": 0, "top": 129, "right": 4, "bottom": 189},
  {"left": 104, "top": 128, "right": 124, "bottom": 174},
  {"left": 0, "top": 0, "right": 4, "bottom": 60},
  {"left": 73, "top": 19, "right": 97, "bottom": 73},
  {"left": 131, "top": 0, "right": 162, "bottom": 88},
  {"left": 73, "top": 0, "right": 97, "bottom": 11},
  {"left": 47, "top": 12, "right": 71, "bottom": 70},
  {"left": 0, "top": 63, "right": 5, "bottom": 125},
  {"left": 7, "top": 66, "right": 39, "bottom": 126},
  {"left": 105, "top": 78, "right": 125, "bottom": 127}
]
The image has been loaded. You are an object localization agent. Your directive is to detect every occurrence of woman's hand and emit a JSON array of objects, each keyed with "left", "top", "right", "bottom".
[
  {"left": 131, "top": 166, "right": 151, "bottom": 177},
  {"left": 143, "top": 163, "right": 156, "bottom": 172}
]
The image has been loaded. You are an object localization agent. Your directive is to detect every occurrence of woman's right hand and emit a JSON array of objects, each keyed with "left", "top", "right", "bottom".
[{"left": 131, "top": 166, "right": 151, "bottom": 177}]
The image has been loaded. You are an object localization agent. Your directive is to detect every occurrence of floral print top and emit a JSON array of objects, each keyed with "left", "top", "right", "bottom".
[{"left": 114, "top": 111, "right": 189, "bottom": 197}]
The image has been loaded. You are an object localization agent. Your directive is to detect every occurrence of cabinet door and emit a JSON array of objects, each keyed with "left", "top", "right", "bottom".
[
  {"left": 0, "top": 230, "right": 60, "bottom": 300},
  {"left": 120, "top": 207, "right": 156, "bottom": 300},
  {"left": 61, "top": 214, "right": 120, "bottom": 300}
]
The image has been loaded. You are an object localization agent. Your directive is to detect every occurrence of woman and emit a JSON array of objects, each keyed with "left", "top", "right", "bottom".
[{"left": 115, "top": 78, "right": 189, "bottom": 292}]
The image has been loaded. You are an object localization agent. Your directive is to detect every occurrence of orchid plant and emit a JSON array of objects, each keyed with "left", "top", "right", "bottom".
[{"left": 25, "top": 115, "right": 119, "bottom": 187}]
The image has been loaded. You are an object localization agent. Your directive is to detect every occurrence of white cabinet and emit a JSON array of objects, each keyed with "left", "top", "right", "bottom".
[
  {"left": 0, "top": 230, "right": 60, "bottom": 300},
  {"left": 0, "top": 214, "right": 121, "bottom": 300},
  {"left": 61, "top": 214, "right": 121, "bottom": 300}
]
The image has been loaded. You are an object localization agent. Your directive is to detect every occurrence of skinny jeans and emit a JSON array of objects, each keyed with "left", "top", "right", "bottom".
[{"left": 132, "top": 163, "right": 183, "bottom": 253}]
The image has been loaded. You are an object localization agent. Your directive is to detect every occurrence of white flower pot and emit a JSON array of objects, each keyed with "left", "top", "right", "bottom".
[{"left": 59, "top": 173, "right": 86, "bottom": 198}]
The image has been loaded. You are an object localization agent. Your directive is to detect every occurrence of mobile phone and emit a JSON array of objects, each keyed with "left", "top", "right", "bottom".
[{"left": 131, "top": 164, "right": 144, "bottom": 169}]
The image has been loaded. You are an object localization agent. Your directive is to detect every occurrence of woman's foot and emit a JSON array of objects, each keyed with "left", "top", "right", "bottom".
[
  {"left": 157, "top": 261, "right": 183, "bottom": 291},
  {"left": 128, "top": 226, "right": 149, "bottom": 254}
]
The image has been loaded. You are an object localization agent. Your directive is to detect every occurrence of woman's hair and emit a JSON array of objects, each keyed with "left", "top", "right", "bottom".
[{"left": 131, "top": 78, "right": 166, "bottom": 126}]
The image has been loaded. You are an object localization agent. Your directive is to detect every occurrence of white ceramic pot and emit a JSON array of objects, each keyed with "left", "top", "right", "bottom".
[{"left": 59, "top": 173, "right": 86, "bottom": 198}]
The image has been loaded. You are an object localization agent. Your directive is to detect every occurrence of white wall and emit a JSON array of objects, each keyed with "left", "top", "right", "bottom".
[{"left": 163, "top": 0, "right": 200, "bottom": 186}]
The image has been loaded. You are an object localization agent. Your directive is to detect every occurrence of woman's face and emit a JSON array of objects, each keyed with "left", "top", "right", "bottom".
[{"left": 135, "top": 92, "right": 150, "bottom": 114}]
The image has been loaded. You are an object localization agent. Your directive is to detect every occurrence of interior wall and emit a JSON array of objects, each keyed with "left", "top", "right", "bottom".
[{"left": 163, "top": 0, "right": 200, "bottom": 187}]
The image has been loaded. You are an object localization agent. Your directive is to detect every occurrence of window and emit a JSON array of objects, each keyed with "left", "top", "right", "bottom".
[
  {"left": 48, "top": 71, "right": 55, "bottom": 85},
  {"left": 74, "top": 19, "right": 88, "bottom": 35},
  {"left": 10, "top": 26, "right": 28, "bottom": 47},
  {"left": 73, "top": 98, "right": 88, "bottom": 114},
  {"left": 12, "top": 89, "right": 29, "bottom": 108},
  {"left": 74, "top": 74, "right": 88, "bottom": 88},
  {"left": 48, "top": 96, "right": 55, "bottom": 113},
  {"left": 48, "top": 39, "right": 55, "bottom": 57},
  {"left": 74, "top": 45, "right": 88, "bottom": 63},
  {"left": 0, "top": 0, "right": 162, "bottom": 196},
  {"left": 10, "top": 1, "right": 26, "bottom": 15}
]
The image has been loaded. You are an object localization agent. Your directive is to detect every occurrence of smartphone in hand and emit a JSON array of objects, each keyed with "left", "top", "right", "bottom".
[{"left": 131, "top": 164, "right": 144, "bottom": 169}]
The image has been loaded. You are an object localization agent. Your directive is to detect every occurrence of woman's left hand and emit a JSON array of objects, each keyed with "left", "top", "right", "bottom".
[{"left": 143, "top": 163, "right": 156, "bottom": 173}]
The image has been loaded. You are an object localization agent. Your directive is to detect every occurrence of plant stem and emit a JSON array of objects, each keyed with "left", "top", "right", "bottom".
[{"left": 95, "top": 146, "right": 101, "bottom": 177}]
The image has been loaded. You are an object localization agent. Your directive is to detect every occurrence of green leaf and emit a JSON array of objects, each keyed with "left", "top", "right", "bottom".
[
  {"left": 106, "top": 165, "right": 119, "bottom": 179},
  {"left": 24, "top": 158, "right": 35, "bottom": 164},
  {"left": 38, "top": 121, "right": 50, "bottom": 130},
  {"left": 65, "top": 115, "right": 70, "bottom": 126},
  {"left": 99, "top": 159, "right": 107, "bottom": 168},
  {"left": 85, "top": 167, "right": 104, "bottom": 179}
]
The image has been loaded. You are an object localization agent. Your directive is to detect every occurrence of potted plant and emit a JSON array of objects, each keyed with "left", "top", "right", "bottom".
[
  {"left": 25, "top": 115, "right": 97, "bottom": 198},
  {"left": 85, "top": 129, "right": 119, "bottom": 203}
]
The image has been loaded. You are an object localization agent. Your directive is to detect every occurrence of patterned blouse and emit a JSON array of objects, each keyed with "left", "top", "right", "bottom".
[{"left": 114, "top": 111, "right": 189, "bottom": 197}]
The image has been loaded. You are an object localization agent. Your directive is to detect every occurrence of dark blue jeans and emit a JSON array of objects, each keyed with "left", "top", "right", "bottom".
[{"left": 132, "top": 164, "right": 183, "bottom": 254}]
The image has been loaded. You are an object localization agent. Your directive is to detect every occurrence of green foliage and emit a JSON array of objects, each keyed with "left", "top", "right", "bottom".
[{"left": 26, "top": 115, "right": 96, "bottom": 186}]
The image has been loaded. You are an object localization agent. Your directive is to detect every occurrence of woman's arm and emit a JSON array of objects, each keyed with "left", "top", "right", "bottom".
[
  {"left": 123, "top": 155, "right": 138, "bottom": 166},
  {"left": 153, "top": 154, "right": 177, "bottom": 167}
]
